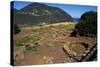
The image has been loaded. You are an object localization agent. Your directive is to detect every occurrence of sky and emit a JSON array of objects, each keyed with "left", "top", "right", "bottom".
[{"left": 12, "top": 1, "right": 97, "bottom": 18}]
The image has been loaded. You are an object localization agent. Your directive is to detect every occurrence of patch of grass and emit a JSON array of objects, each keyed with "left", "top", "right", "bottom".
[
  {"left": 15, "top": 35, "right": 33, "bottom": 46},
  {"left": 22, "top": 35, "right": 33, "bottom": 42},
  {"left": 32, "top": 35, "right": 40, "bottom": 43},
  {"left": 25, "top": 42, "right": 39, "bottom": 51},
  {"left": 15, "top": 40, "right": 24, "bottom": 46}
]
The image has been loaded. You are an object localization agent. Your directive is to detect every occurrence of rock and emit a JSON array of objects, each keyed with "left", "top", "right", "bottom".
[
  {"left": 14, "top": 46, "right": 25, "bottom": 61},
  {"left": 43, "top": 56, "right": 54, "bottom": 64},
  {"left": 63, "top": 57, "right": 76, "bottom": 63},
  {"left": 47, "top": 43, "right": 54, "bottom": 47}
]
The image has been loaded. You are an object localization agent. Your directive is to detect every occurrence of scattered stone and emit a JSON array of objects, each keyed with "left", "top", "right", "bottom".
[
  {"left": 63, "top": 57, "right": 76, "bottom": 63},
  {"left": 14, "top": 46, "right": 25, "bottom": 61},
  {"left": 47, "top": 43, "right": 54, "bottom": 47},
  {"left": 43, "top": 56, "right": 54, "bottom": 64}
]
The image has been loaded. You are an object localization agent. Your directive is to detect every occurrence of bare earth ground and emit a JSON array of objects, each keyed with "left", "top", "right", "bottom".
[{"left": 13, "top": 22, "right": 97, "bottom": 66}]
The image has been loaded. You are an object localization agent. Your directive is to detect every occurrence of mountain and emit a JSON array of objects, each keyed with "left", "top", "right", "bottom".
[
  {"left": 13, "top": 3, "right": 74, "bottom": 26},
  {"left": 73, "top": 18, "right": 80, "bottom": 22}
]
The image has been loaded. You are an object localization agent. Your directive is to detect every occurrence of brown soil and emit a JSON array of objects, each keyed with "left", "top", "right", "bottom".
[{"left": 13, "top": 23, "right": 97, "bottom": 66}]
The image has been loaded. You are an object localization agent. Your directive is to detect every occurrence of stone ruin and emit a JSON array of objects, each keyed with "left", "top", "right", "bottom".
[{"left": 63, "top": 41, "right": 97, "bottom": 62}]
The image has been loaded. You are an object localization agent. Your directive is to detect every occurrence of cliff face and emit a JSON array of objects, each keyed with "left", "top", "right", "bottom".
[{"left": 13, "top": 3, "right": 74, "bottom": 26}]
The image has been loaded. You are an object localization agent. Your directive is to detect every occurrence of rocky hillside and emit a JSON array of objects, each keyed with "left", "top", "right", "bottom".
[{"left": 12, "top": 3, "right": 74, "bottom": 26}]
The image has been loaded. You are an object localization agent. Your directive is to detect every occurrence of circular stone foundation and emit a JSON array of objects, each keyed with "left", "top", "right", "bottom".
[{"left": 63, "top": 42, "right": 87, "bottom": 60}]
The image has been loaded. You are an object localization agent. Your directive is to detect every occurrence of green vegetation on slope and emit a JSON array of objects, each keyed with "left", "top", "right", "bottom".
[{"left": 13, "top": 3, "right": 74, "bottom": 26}]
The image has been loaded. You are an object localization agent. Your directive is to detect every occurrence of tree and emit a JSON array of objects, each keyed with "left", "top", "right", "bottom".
[{"left": 71, "top": 11, "right": 97, "bottom": 36}]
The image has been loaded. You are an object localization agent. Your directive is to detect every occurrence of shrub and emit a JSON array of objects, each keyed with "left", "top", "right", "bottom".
[
  {"left": 14, "top": 24, "right": 21, "bottom": 34},
  {"left": 71, "top": 11, "right": 97, "bottom": 36},
  {"left": 15, "top": 40, "right": 24, "bottom": 46}
]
